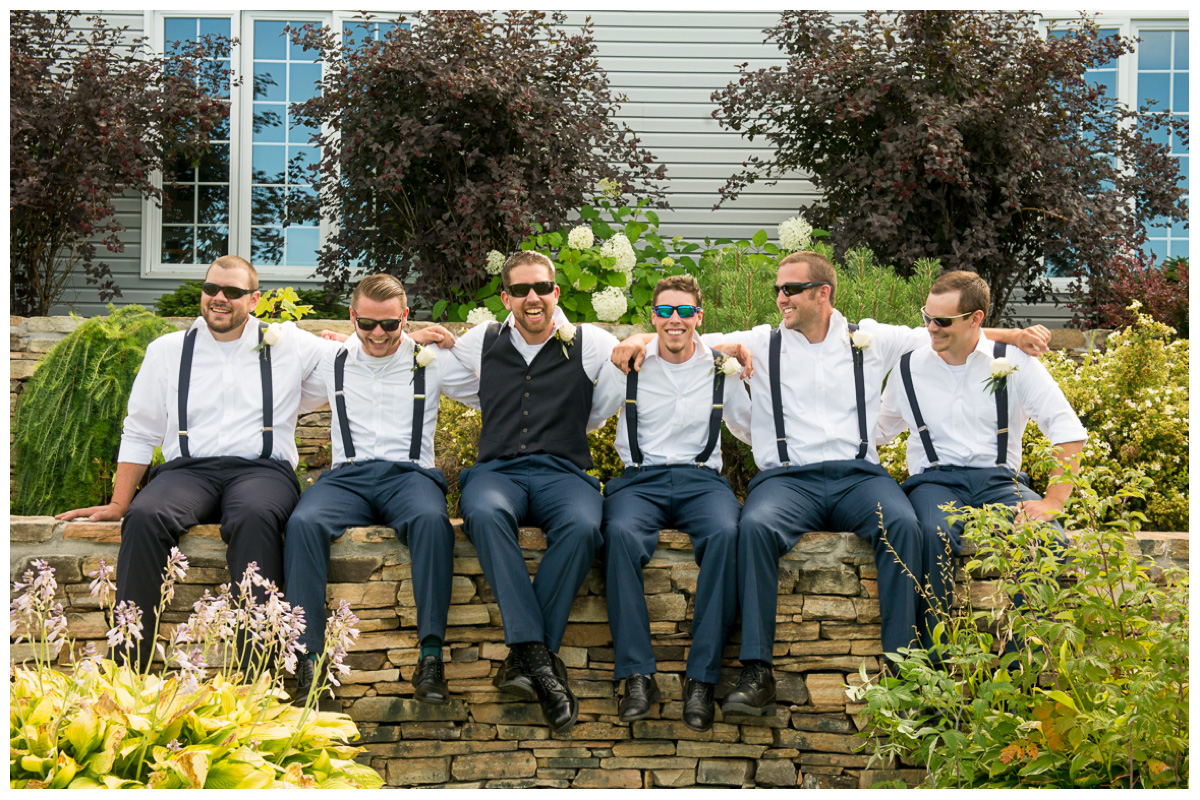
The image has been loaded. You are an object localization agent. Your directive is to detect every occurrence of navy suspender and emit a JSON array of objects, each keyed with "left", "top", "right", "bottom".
[
  {"left": 625, "top": 359, "right": 643, "bottom": 467},
  {"left": 696, "top": 370, "right": 726, "bottom": 465},
  {"left": 899, "top": 351, "right": 938, "bottom": 466},
  {"left": 898, "top": 342, "right": 1011, "bottom": 468},
  {"left": 992, "top": 342, "right": 1009, "bottom": 467},
  {"left": 333, "top": 346, "right": 427, "bottom": 464},
  {"left": 769, "top": 325, "right": 868, "bottom": 466},
  {"left": 333, "top": 349, "right": 356, "bottom": 461},
  {"left": 624, "top": 357, "right": 726, "bottom": 468},
  {"left": 769, "top": 328, "right": 789, "bottom": 466},
  {"left": 847, "top": 323, "right": 868, "bottom": 460},
  {"left": 410, "top": 353, "right": 427, "bottom": 462},
  {"left": 178, "top": 323, "right": 273, "bottom": 459}
]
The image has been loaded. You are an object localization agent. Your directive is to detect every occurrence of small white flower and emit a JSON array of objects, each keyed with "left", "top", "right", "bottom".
[
  {"left": 567, "top": 225, "right": 595, "bottom": 251},
  {"left": 415, "top": 344, "right": 437, "bottom": 368},
  {"left": 660, "top": 256, "right": 675, "bottom": 267},
  {"left": 600, "top": 233, "right": 636, "bottom": 275},
  {"left": 778, "top": 215, "right": 813, "bottom": 251},
  {"left": 556, "top": 320, "right": 577, "bottom": 344},
  {"left": 597, "top": 177, "right": 622, "bottom": 198},
  {"left": 720, "top": 356, "right": 741, "bottom": 376},
  {"left": 592, "top": 286, "right": 628, "bottom": 322},
  {"left": 262, "top": 322, "right": 284, "bottom": 347},
  {"left": 851, "top": 329, "right": 872, "bottom": 350},
  {"left": 466, "top": 306, "right": 497, "bottom": 325},
  {"left": 990, "top": 356, "right": 1016, "bottom": 377},
  {"left": 485, "top": 250, "right": 506, "bottom": 276}
]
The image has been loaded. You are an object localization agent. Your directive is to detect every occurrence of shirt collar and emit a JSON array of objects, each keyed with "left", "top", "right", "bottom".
[
  {"left": 343, "top": 332, "right": 413, "bottom": 365},
  {"left": 190, "top": 315, "right": 262, "bottom": 348},
  {"left": 645, "top": 332, "right": 710, "bottom": 365}
]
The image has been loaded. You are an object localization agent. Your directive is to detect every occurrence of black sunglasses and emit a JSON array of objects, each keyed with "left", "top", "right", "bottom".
[
  {"left": 202, "top": 282, "right": 254, "bottom": 300},
  {"left": 652, "top": 304, "right": 701, "bottom": 319},
  {"left": 505, "top": 281, "right": 557, "bottom": 297},
  {"left": 354, "top": 316, "right": 403, "bottom": 332},
  {"left": 920, "top": 307, "right": 975, "bottom": 328},
  {"left": 774, "top": 281, "right": 830, "bottom": 297}
]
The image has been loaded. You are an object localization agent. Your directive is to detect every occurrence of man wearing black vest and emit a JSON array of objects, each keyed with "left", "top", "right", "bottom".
[
  {"left": 282, "top": 274, "right": 475, "bottom": 704},
  {"left": 614, "top": 251, "right": 1051, "bottom": 716},
  {"left": 448, "top": 251, "right": 624, "bottom": 734},
  {"left": 876, "top": 270, "right": 1086, "bottom": 655},
  {"left": 57, "top": 256, "right": 330, "bottom": 668},
  {"left": 603, "top": 275, "right": 752, "bottom": 732}
]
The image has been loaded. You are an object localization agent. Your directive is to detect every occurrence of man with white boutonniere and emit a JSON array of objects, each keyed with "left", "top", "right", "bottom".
[
  {"left": 447, "top": 251, "right": 625, "bottom": 734},
  {"left": 56, "top": 256, "right": 332, "bottom": 670},
  {"left": 613, "top": 250, "right": 1053, "bottom": 716},
  {"left": 876, "top": 270, "right": 1087, "bottom": 658},
  {"left": 281, "top": 274, "right": 474, "bottom": 705},
  {"left": 602, "top": 275, "right": 753, "bottom": 732}
]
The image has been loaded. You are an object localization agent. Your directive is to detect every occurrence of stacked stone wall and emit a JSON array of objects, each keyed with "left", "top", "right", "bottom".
[{"left": 9, "top": 517, "right": 1187, "bottom": 789}]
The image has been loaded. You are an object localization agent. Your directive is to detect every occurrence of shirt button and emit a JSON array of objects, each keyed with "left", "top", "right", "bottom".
[
  {"left": 525, "top": 375, "right": 531, "bottom": 381},
  {"left": 524, "top": 392, "right": 530, "bottom": 398},
  {"left": 520, "top": 444, "right": 526, "bottom": 450},
  {"left": 522, "top": 428, "right": 528, "bottom": 434},
  {"left": 523, "top": 410, "right": 529, "bottom": 416}
]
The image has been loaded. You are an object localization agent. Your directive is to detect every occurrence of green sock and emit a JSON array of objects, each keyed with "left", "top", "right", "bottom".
[{"left": 420, "top": 635, "right": 442, "bottom": 660}]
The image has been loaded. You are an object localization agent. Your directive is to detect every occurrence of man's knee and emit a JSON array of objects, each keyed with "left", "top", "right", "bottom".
[
  {"left": 121, "top": 502, "right": 180, "bottom": 544},
  {"left": 551, "top": 515, "right": 603, "bottom": 551},
  {"left": 738, "top": 501, "right": 781, "bottom": 551}
]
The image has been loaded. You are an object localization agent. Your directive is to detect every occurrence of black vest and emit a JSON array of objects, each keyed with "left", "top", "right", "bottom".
[{"left": 477, "top": 323, "right": 595, "bottom": 470}]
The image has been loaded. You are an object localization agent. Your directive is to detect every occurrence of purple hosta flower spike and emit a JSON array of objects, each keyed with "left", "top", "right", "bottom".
[
  {"left": 322, "top": 601, "right": 360, "bottom": 693},
  {"left": 161, "top": 548, "right": 190, "bottom": 605},
  {"left": 88, "top": 558, "right": 116, "bottom": 607},
  {"left": 106, "top": 600, "right": 144, "bottom": 650}
]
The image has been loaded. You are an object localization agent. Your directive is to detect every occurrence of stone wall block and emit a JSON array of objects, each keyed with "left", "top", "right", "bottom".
[
  {"left": 697, "top": 759, "right": 753, "bottom": 786},
  {"left": 387, "top": 757, "right": 450, "bottom": 785},
  {"left": 572, "top": 769, "right": 643, "bottom": 789},
  {"left": 452, "top": 751, "right": 536, "bottom": 781},
  {"left": 796, "top": 565, "right": 861, "bottom": 595},
  {"left": 803, "top": 595, "right": 857, "bottom": 621},
  {"left": 755, "top": 758, "right": 799, "bottom": 787}
]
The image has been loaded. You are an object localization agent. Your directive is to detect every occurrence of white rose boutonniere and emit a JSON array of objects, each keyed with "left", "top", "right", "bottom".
[
  {"left": 555, "top": 320, "right": 577, "bottom": 359},
  {"left": 850, "top": 329, "right": 872, "bottom": 350},
  {"left": 414, "top": 343, "right": 437, "bottom": 369},
  {"left": 983, "top": 356, "right": 1018, "bottom": 394},
  {"left": 713, "top": 353, "right": 741, "bottom": 377},
  {"left": 254, "top": 322, "right": 284, "bottom": 352}
]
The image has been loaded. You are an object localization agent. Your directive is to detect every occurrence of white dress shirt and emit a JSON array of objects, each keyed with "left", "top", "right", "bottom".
[
  {"left": 309, "top": 334, "right": 478, "bottom": 469},
  {"left": 704, "top": 310, "right": 927, "bottom": 470},
  {"left": 876, "top": 332, "right": 1088, "bottom": 474},
  {"left": 449, "top": 307, "right": 625, "bottom": 432},
  {"left": 614, "top": 335, "right": 752, "bottom": 470},
  {"left": 118, "top": 318, "right": 331, "bottom": 468}
]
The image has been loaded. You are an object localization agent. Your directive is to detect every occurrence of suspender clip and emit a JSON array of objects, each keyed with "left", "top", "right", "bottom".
[
  {"left": 414, "top": 394, "right": 426, "bottom": 400},
  {"left": 712, "top": 403, "right": 724, "bottom": 409},
  {"left": 997, "top": 427, "right": 1009, "bottom": 434},
  {"left": 179, "top": 430, "right": 188, "bottom": 437},
  {"left": 626, "top": 398, "right": 637, "bottom": 405},
  {"left": 263, "top": 427, "right": 273, "bottom": 432}
]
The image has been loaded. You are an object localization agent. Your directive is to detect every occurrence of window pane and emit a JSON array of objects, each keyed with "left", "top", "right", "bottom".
[
  {"left": 1139, "top": 72, "right": 1171, "bottom": 108},
  {"left": 197, "top": 186, "right": 228, "bottom": 225},
  {"left": 1178, "top": 155, "right": 1189, "bottom": 190},
  {"left": 1173, "top": 74, "right": 1188, "bottom": 112},
  {"left": 1139, "top": 31, "right": 1173, "bottom": 70},
  {"left": 164, "top": 185, "right": 195, "bottom": 223},
  {"left": 199, "top": 18, "right": 230, "bottom": 38},
  {"left": 1175, "top": 31, "right": 1189, "bottom": 70},
  {"left": 285, "top": 227, "right": 320, "bottom": 266},
  {"left": 288, "top": 113, "right": 318, "bottom": 145},
  {"left": 252, "top": 144, "right": 286, "bottom": 184},
  {"left": 254, "top": 20, "right": 288, "bottom": 61},
  {"left": 164, "top": 18, "right": 196, "bottom": 54},
  {"left": 196, "top": 226, "right": 230, "bottom": 263},
  {"left": 1092, "top": 70, "right": 1117, "bottom": 98},
  {"left": 289, "top": 63, "right": 322, "bottom": 102},
  {"left": 198, "top": 143, "right": 229, "bottom": 183},
  {"left": 252, "top": 228, "right": 286, "bottom": 266},
  {"left": 162, "top": 227, "right": 196, "bottom": 264},
  {"left": 253, "top": 103, "right": 286, "bottom": 142},
  {"left": 253, "top": 63, "right": 286, "bottom": 101}
]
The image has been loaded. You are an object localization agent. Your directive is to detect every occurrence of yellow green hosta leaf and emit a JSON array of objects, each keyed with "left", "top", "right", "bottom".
[
  {"left": 20, "top": 754, "right": 51, "bottom": 774},
  {"left": 63, "top": 707, "right": 104, "bottom": 759},
  {"left": 169, "top": 748, "right": 211, "bottom": 788},
  {"left": 66, "top": 775, "right": 103, "bottom": 789},
  {"left": 339, "top": 761, "right": 386, "bottom": 789},
  {"left": 124, "top": 712, "right": 153, "bottom": 734},
  {"left": 47, "top": 752, "right": 80, "bottom": 789},
  {"left": 204, "top": 760, "right": 274, "bottom": 789}
]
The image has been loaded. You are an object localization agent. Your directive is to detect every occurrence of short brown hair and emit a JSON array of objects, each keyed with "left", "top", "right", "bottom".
[
  {"left": 929, "top": 270, "right": 990, "bottom": 316},
  {"left": 501, "top": 251, "right": 555, "bottom": 287},
  {"left": 778, "top": 250, "right": 837, "bottom": 304},
  {"left": 652, "top": 274, "right": 702, "bottom": 307},
  {"left": 352, "top": 273, "right": 407, "bottom": 310},
  {"left": 207, "top": 255, "right": 258, "bottom": 290}
]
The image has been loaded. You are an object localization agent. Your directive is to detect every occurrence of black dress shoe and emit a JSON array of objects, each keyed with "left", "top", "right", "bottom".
[
  {"left": 493, "top": 648, "right": 536, "bottom": 701},
  {"left": 291, "top": 657, "right": 316, "bottom": 707},
  {"left": 529, "top": 663, "right": 579, "bottom": 734},
  {"left": 682, "top": 678, "right": 716, "bottom": 732},
  {"left": 618, "top": 673, "right": 661, "bottom": 722},
  {"left": 412, "top": 654, "right": 450, "bottom": 704},
  {"left": 721, "top": 661, "right": 777, "bottom": 716}
]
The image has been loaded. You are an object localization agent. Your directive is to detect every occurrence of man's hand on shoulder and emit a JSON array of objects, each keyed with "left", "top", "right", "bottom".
[
  {"left": 714, "top": 343, "right": 754, "bottom": 380},
  {"left": 410, "top": 324, "right": 457, "bottom": 349},
  {"left": 321, "top": 330, "right": 349, "bottom": 343},
  {"left": 1016, "top": 325, "right": 1051, "bottom": 357},
  {"left": 612, "top": 332, "right": 655, "bottom": 373},
  {"left": 55, "top": 503, "right": 127, "bottom": 522}
]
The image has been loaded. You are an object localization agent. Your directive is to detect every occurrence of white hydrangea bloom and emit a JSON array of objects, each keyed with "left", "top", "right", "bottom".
[
  {"left": 600, "top": 232, "right": 636, "bottom": 275},
  {"left": 485, "top": 250, "right": 506, "bottom": 276},
  {"left": 778, "top": 215, "right": 813, "bottom": 252},
  {"left": 567, "top": 225, "right": 595, "bottom": 250},
  {"left": 466, "top": 306, "right": 497, "bottom": 325},
  {"left": 592, "top": 285, "right": 628, "bottom": 322}
]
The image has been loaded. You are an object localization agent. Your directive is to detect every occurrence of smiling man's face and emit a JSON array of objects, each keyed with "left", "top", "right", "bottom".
[
  {"left": 501, "top": 261, "right": 560, "bottom": 343},
  {"left": 200, "top": 262, "right": 260, "bottom": 341},
  {"left": 652, "top": 288, "right": 702, "bottom": 359}
]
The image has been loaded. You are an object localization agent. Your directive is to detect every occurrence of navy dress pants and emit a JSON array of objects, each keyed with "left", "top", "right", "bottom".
[
  {"left": 902, "top": 465, "right": 1065, "bottom": 651},
  {"left": 602, "top": 466, "right": 741, "bottom": 684},
  {"left": 115, "top": 456, "right": 300, "bottom": 667},
  {"left": 459, "top": 455, "right": 603, "bottom": 651},
  {"left": 283, "top": 460, "right": 453, "bottom": 655},
  {"left": 737, "top": 460, "right": 928, "bottom": 662}
]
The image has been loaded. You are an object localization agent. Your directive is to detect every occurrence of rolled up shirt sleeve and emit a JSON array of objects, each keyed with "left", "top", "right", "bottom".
[
  {"left": 1018, "top": 356, "right": 1088, "bottom": 446},
  {"left": 117, "top": 340, "right": 171, "bottom": 464}
]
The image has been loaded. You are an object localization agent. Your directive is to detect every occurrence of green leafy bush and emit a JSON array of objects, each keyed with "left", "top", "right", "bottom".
[
  {"left": 849, "top": 455, "right": 1189, "bottom": 788},
  {"left": 154, "top": 281, "right": 348, "bottom": 319},
  {"left": 12, "top": 306, "right": 177, "bottom": 514},
  {"left": 9, "top": 557, "right": 383, "bottom": 789}
]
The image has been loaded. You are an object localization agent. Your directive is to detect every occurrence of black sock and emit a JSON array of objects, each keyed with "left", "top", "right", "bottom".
[{"left": 420, "top": 635, "right": 442, "bottom": 660}]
